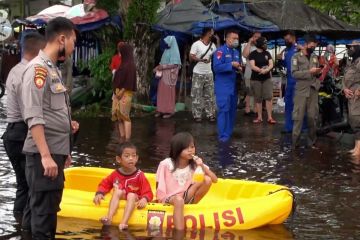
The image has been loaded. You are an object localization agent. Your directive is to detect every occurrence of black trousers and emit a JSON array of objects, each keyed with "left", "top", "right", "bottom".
[
  {"left": 23, "top": 153, "right": 66, "bottom": 240},
  {"left": 2, "top": 122, "right": 28, "bottom": 213}
]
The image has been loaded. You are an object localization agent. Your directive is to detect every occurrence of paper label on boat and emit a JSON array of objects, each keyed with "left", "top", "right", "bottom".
[{"left": 147, "top": 210, "right": 165, "bottom": 230}]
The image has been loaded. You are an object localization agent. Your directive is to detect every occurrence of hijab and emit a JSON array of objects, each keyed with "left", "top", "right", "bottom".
[
  {"left": 113, "top": 43, "right": 137, "bottom": 92},
  {"left": 159, "top": 36, "right": 181, "bottom": 65}
]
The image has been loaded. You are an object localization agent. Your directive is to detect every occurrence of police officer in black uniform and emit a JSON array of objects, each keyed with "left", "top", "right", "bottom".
[
  {"left": 21, "top": 17, "right": 79, "bottom": 239},
  {"left": 2, "top": 32, "right": 45, "bottom": 216}
]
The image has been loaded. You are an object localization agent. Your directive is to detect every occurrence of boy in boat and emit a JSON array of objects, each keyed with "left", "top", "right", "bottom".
[{"left": 93, "top": 142, "right": 153, "bottom": 230}]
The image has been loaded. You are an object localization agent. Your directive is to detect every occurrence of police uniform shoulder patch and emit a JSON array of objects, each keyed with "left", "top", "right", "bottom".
[
  {"left": 313, "top": 57, "right": 318, "bottom": 63},
  {"left": 34, "top": 65, "right": 47, "bottom": 89},
  {"left": 216, "top": 51, "right": 223, "bottom": 59}
]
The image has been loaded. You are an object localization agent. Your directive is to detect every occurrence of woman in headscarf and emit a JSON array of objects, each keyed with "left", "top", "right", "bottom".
[
  {"left": 112, "top": 43, "right": 137, "bottom": 141},
  {"left": 154, "top": 36, "right": 181, "bottom": 118},
  {"left": 343, "top": 40, "right": 360, "bottom": 156}
]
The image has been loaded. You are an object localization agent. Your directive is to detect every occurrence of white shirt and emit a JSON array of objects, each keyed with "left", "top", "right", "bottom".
[
  {"left": 190, "top": 40, "right": 216, "bottom": 74},
  {"left": 244, "top": 45, "right": 257, "bottom": 80}
]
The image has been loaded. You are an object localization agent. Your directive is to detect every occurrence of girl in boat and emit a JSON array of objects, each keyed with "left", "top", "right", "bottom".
[{"left": 155, "top": 132, "right": 217, "bottom": 230}]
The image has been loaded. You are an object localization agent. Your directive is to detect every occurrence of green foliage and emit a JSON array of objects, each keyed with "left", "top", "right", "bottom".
[
  {"left": 124, "top": 0, "right": 161, "bottom": 39},
  {"left": 72, "top": 102, "right": 111, "bottom": 118},
  {"left": 96, "top": 0, "right": 119, "bottom": 15},
  {"left": 81, "top": 47, "right": 115, "bottom": 101},
  {"left": 305, "top": 0, "right": 360, "bottom": 26}
]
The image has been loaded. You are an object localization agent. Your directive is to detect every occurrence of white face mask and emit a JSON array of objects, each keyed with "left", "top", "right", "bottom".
[{"left": 232, "top": 39, "right": 239, "bottom": 48}]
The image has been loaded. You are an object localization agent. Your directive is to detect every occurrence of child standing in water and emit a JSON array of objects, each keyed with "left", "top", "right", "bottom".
[
  {"left": 93, "top": 142, "right": 153, "bottom": 230},
  {"left": 156, "top": 132, "right": 218, "bottom": 230}
]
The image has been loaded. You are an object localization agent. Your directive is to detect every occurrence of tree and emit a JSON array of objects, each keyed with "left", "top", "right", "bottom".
[
  {"left": 121, "top": 0, "right": 161, "bottom": 101},
  {"left": 305, "top": 0, "right": 360, "bottom": 26}
]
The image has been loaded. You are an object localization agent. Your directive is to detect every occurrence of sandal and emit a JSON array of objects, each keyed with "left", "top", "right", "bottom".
[
  {"left": 154, "top": 112, "right": 161, "bottom": 118},
  {"left": 208, "top": 117, "right": 216, "bottom": 122},
  {"left": 162, "top": 113, "right": 174, "bottom": 119},
  {"left": 253, "top": 118, "right": 263, "bottom": 124},
  {"left": 267, "top": 118, "right": 277, "bottom": 124},
  {"left": 194, "top": 118, "right": 202, "bottom": 123}
]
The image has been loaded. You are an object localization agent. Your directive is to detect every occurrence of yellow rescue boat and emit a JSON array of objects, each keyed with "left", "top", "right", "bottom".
[{"left": 59, "top": 167, "right": 294, "bottom": 230}]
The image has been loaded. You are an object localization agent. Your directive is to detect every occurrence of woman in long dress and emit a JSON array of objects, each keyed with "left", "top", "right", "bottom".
[
  {"left": 111, "top": 43, "right": 137, "bottom": 141},
  {"left": 154, "top": 36, "right": 181, "bottom": 118}
]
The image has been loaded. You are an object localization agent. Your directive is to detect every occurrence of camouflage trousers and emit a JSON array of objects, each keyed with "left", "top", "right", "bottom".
[{"left": 191, "top": 73, "right": 216, "bottom": 119}]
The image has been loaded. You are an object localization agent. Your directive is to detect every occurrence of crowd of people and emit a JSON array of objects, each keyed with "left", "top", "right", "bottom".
[
  {"left": 109, "top": 27, "right": 360, "bottom": 150},
  {"left": 2, "top": 15, "right": 360, "bottom": 237}
]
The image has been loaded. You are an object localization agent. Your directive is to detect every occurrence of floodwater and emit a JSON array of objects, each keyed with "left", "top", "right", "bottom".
[{"left": 1, "top": 95, "right": 360, "bottom": 240}]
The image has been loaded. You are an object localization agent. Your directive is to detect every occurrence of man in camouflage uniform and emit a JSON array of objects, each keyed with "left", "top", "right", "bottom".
[
  {"left": 190, "top": 27, "right": 218, "bottom": 122},
  {"left": 343, "top": 40, "right": 360, "bottom": 156},
  {"left": 291, "top": 35, "right": 322, "bottom": 148}
]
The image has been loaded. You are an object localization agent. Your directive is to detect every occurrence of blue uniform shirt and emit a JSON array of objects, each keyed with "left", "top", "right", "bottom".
[
  {"left": 213, "top": 44, "right": 241, "bottom": 95},
  {"left": 284, "top": 44, "right": 297, "bottom": 86}
]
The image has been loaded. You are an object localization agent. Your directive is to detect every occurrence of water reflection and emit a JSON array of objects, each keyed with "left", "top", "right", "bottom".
[
  {"left": 1, "top": 95, "right": 360, "bottom": 239},
  {"left": 56, "top": 217, "right": 294, "bottom": 240}
]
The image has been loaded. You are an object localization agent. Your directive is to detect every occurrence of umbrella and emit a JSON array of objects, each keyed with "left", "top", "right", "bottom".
[
  {"left": 155, "top": 0, "right": 237, "bottom": 34},
  {"left": 26, "top": 5, "right": 70, "bottom": 22},
  {"left": 65, "top": 4, "right": 86, "bottom": 19},
  {"left": 247, "top": 0, "right": 360, "bottom": 39}
]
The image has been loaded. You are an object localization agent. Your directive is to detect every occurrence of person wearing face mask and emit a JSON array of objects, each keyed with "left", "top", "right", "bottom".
[
  {"left": 212, "top": 30, "right": 242, "bottom": 142},
  {"left": 281, "top": 31, "right": 301, "bottom": 133},
  {"left": 242, "top": 32, "right": 261, "bottom": 116},
  {"left": 343, "top": 40, "right": 360, "bottom": 156},
  {"left": 291, "top": 34, "right": 321, "bottom": 148},
  {"left": 189, "top": 27, "right": 218, "bottom": 123},
  {"left": 21, "top": 17, "right": 79, "bottom": 239},
  {"left": 249, "top": 37, "right": 276, "bottom": 124}
]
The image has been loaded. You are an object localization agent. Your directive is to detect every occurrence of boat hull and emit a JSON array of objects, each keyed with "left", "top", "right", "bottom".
[{"left": 59, "top": 167, "right": 294, "bottom": 230}]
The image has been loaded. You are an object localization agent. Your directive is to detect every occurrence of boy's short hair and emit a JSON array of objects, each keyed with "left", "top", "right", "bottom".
[{"left": 116, "top": 142, "right": 137, "bottom": 156}]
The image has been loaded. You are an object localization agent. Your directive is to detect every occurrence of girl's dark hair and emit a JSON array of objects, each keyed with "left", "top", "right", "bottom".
[{"left": 169, "top": 132, "right": 196, "bottom": 171}]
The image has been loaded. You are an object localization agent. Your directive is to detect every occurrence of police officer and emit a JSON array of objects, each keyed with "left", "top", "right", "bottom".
[
  {"left": 2, "top": 32, "right": 45, "bottom": 216},
  {"left": 343, "top": 40, "right": 360, "bottom": 156},
  {"left": 21, "top": 17, "right": 79, "bottom": 239},
  {"left": 291, "top": 35, "right": 322, "bottom": 148},
  {"left": 282, "top": 31, "right": 299, "bottom": 133},
  {"left": 213, "top": 30, "right": 242, "bottom": 142}
]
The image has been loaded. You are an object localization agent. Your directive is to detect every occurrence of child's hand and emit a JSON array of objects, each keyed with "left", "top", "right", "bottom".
[
  {"left": 192, "top": 155, "right": 204, "bottom": 166},
  {"left": 137, "top": 198, "right": 148, "bottom": 209},
  {"left": 93, "top": 193, "right": 104, "bottom": 205}
]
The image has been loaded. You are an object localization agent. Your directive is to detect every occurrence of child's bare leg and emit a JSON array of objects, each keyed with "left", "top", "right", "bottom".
[
  {"left": 169, "top": 196, "right": 185, "bottom": 230},
  {"left": 185, "top": 176, "right": 212, "bottom": 204},
  {"left": 118, "top": 121, "right": 125, "bottom": 139},
  {"left": 124, "top": 120, "right": 132, "bottom": 140},
  {"left": 119, "top": 192, "right": 138, "bottom": 230},
  {"left": 101, "top": 188, "right": 125, "bottom": 225}
]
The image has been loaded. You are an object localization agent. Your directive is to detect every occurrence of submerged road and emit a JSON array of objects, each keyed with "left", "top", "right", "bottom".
[{"left": 0, "top": 96, "right": 359, "bottom": 239}]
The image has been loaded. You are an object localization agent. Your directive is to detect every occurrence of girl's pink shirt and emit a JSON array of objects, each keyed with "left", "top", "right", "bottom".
[{"left": 156, "top": 158, "right": 194, "bottom": 203}]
